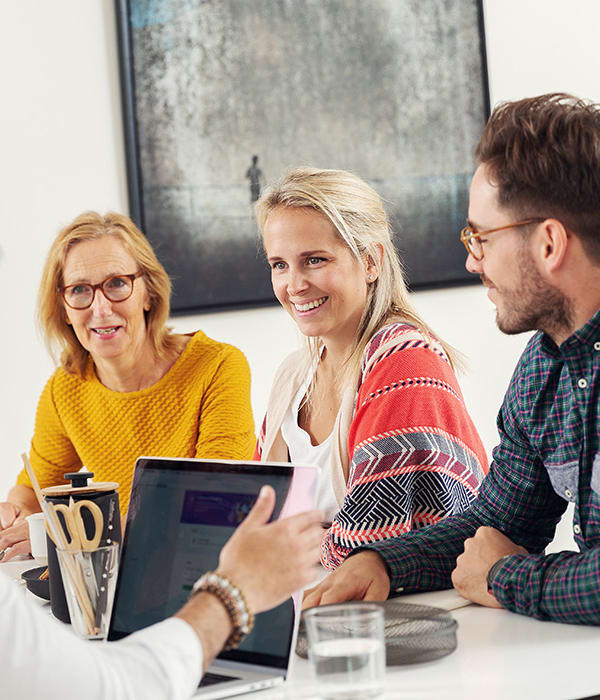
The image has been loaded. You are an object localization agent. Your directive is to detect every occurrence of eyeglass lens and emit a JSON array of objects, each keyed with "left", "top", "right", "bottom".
[
  {"left": 64, "top": 276, "right": 134, "bottom": 309},
  {"left": 467, "top": 234, "right": 483, "bottom": 259}
]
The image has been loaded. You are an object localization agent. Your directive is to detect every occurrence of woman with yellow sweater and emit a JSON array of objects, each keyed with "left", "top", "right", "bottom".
[{"left": 0, "top": 212, "right": 255, "bottom": 559}]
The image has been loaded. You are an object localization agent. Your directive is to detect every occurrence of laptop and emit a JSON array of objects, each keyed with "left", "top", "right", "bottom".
[{"left": 108, "top": 457, "right": 319, "bottom": 699}]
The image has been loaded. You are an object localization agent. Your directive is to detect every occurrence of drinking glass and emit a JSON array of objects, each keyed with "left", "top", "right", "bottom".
[{"left": 303, "top": 602, "right": 385, "bottom": 699}]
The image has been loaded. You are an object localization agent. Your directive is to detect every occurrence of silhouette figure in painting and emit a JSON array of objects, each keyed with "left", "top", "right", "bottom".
[{"left": 246, "top": 155, "right": 264, "bottom": 203}]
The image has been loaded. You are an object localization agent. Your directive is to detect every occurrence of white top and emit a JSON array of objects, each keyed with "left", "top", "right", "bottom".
[
  {"left": 281, "top": 373, "right": 340, "bottom": 522},
  {"left": 1, "top": 569, "right": 203, "bottom": 699}
]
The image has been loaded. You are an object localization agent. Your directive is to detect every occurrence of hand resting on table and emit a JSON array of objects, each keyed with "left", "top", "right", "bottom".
[
  {"left": 452, "top": 526, "right": 528, "bottom": 607},
  {"left": 0, "top": 485, "right": 42, "bottom": 560},
  {"left": 302, "top": 550, "right": 390, "bottom": 609}
]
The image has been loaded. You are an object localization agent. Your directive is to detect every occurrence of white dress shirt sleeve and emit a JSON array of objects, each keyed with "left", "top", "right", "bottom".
[{"left": 1, "top": 571, "right": 203, "bottom": 699}]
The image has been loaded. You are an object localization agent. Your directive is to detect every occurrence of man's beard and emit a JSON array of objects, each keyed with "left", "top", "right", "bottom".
[{"left": 486, "top": 250, "right": 574, "bottom": 339}]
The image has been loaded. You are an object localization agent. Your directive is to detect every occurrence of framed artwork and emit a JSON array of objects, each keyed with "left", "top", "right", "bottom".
[{"left": 115, "top": 0, "right": 489, "bottom": 314}]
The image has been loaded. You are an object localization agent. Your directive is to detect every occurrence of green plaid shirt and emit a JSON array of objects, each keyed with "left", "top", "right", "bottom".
[{"left": 365, "top": 309, "right": 600, "bottom": 624}]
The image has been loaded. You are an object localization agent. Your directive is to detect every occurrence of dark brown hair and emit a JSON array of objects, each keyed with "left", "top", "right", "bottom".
[{"left": 476, "top": 93, "right": 600, "bottom": 261}]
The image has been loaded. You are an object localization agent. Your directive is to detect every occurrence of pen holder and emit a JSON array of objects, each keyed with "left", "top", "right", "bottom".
[
  {"left": 43, "top": 473, "right": 121, "bottom": 623},
  {"left": 56, "top": 543, "right": 119, "bottom": 640}
]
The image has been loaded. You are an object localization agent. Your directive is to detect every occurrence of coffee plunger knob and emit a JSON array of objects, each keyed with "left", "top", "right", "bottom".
[{"left": 63, "top": 471, "right": 95, "bottom": 488}]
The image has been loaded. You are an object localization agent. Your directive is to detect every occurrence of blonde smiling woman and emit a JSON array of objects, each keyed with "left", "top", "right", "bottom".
[{"left": 255, "top": 167, "right": 488, "bottom": 569}]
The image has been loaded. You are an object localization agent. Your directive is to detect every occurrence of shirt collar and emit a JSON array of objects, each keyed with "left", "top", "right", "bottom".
[{"left": 540, "top": 307, "right": 600, "bottom": 358}]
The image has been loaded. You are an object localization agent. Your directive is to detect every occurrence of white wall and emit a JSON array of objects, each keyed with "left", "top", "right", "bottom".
[{"left": 1, "top": 0, "right": 599, "bottom": 550}]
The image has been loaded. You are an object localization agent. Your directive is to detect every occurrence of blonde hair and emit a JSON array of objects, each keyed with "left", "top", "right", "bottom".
[
  {"left": 38, "top": 211, "right": 179, "bottom": 376},
  {"left": 256, "top": 167, "right": 458, "bottom": 395}
]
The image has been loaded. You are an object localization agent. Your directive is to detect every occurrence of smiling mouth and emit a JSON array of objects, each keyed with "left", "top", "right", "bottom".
[
  {"left": 293, "top": 297, "right": 328, "bottom": 312},
  {"left": 91, "top": 326, "right": 120, "bottom": 335}
]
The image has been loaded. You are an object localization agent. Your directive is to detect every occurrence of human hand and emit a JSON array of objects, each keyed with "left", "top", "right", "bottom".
[
  {"left": 0, "top": 501, "right": 31, "bottom": 561},
  {"left": 0, "top": 501, "right": 21, "bottom": 530},
  {"left": 217, "top": 485, "right": 323, "bottom": 614},
  {"left": 451, "top": 526, "right": 528, "bottom": 607},
  {"left": 0, "top": 520, "right": 31, "bottom": 561},
  {"left": 302, "top": 550, "right": 390, "bottom": 609}
]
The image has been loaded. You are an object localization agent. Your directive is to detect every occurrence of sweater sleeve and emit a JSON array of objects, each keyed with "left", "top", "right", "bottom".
[
  {"left": 320, "top": 330, "right": 488, "bottom": 569},
  {"left": 193, "top": 345, "right": 255, "bottom": 461},
  {"left": 16, "top": 373, "right": 82, "bottom": 490}
]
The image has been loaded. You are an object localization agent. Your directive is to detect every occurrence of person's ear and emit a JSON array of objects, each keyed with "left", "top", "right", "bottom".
[
  {"left": 365, "top": 244, "right": 384, "bottom": 283},
  {"left": 536, "top": 219, "right": 569, "bottom": 274}
]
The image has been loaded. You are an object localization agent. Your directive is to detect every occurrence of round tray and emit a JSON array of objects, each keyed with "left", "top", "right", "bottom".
[{"left": 298, "top": 599, "right": 458, "bottom": 665}]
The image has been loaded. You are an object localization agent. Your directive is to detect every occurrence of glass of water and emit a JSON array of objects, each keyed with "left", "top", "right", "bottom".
[{"left": 303, "top": 602, "right": 385, "bottom": 699}]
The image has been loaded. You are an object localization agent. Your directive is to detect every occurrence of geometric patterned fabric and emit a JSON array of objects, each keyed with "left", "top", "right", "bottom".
[
  {"left": 324, "top": 323, "right": 488, "bottom": 567},
  {"left": 257, "top": 322, "right": 488, "bottom": 569}
]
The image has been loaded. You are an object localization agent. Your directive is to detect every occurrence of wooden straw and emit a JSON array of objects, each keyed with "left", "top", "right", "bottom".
[
  {"left": 21, "top": 453, "right": 66, "bottom": 548},
  {"left": 21, "top": 453, "right": 96, "bottom": 634}
]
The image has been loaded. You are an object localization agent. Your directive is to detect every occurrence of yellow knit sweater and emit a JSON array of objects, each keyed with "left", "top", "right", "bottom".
[{"left": 17, "top": 331, "right": 255, "bottom": 515}]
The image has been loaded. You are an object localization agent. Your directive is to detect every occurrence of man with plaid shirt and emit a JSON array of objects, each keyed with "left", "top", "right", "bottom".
[{"left": 304, "top": 93, "right": 600, "bottom": 625}]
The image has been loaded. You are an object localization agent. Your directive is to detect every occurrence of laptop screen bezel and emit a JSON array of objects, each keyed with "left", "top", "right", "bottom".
[{"left": 108, "top": 456, "right": 315, "bottom": 671}]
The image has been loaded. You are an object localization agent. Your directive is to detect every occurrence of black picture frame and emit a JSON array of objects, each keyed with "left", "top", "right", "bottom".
[{"left": 115, "top": 0, "right": 490, "bottom": 314}]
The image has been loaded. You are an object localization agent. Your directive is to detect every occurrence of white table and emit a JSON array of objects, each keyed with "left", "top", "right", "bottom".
[
  {"left": 2, "top": 557, "right": 41, "bottom": 577},
  {"left": 235, "top": 590, "right": 600, "bottom": 700},
  {"left": 3, "top": 560, "right": 599, "bottom": 700}
]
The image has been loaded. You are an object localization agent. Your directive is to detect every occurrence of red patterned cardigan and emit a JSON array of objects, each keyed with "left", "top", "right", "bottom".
[{"left": 255, "top": 323, "right": 489, "bottom": 569}]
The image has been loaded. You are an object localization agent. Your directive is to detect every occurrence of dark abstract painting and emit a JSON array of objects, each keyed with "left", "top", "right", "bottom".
[{"left": 116, "top": 0, "right": 489, "bottom": 313}]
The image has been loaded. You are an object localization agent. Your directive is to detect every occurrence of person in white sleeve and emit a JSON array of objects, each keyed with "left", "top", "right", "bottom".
[{"left": 2, "top": 485, "right": 322, "bottom": 699}]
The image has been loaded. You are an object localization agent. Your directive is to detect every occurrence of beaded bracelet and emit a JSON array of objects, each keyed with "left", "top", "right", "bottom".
[{"left": 191, "top": 571, "right": 254, "bottom": 650}]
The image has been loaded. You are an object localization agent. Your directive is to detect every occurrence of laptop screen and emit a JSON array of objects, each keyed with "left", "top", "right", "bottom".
[{"left": 108, "top": 458, "right": 318, "bottom": 671}]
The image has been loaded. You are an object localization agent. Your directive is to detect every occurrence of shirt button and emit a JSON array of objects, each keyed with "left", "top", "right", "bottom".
[
  {"left": 578, "top": 378, "right": 588, "bottom": 388},
  {"left": 574, "top": 524, "right": 582, "bottom": 535},
  {"left": 595, "top": 342, "right": 600, "bottom": 351},
  {"left": 565, "top": 488, "right": 572, "bottom": 499}
]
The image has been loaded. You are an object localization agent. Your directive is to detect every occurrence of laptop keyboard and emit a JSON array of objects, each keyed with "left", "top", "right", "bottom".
[{"left": 199, "top": 672, "right": 240, "bottom": 687}]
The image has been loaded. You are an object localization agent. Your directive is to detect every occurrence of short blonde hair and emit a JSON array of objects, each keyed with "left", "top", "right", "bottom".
[
  {"left": 256, "top": 167, "right": 457, "bottom": 390},
  {"left": 38, "top": 211, "right": 178, "bottom": 375}
]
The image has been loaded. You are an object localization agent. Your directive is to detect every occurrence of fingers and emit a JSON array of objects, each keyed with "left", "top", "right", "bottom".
[
  {"left": 318, "top": 579, "right": 364, "bottom": 606},
  {"left": 0, "top": 521, "right": 29, "bottom": 550},
  {"left": 302, "top": 584, "right": 324, "bottom": 610},
  {"left": 2, "top": 539, "right": 31, "bottom": 561},
  {"left": 276, "top": 516, "right": 323, "bottom": 568},
  {"left": 292, "top": 513, "right": 324, "bottom": 545},
  {"left": 285, "top": 508, "right": 324, "bottom": 534},
  {"left": 0, "top": 502, "right": 20, "bottom": 530},
  {"left": 450, "top": 566, "right": 459, "bottom": 590},
  {"left": 302, "top": 573, "right": 354, "bottom": 609},
  {"left": 303, "top": 552, "right": 391, "bottom": 609},
  {"left": 362, "top": 577, "right": 391, "bottom": 602},
  {"left": 240, "top": 485, "right": 275, "bottom": 528}
]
